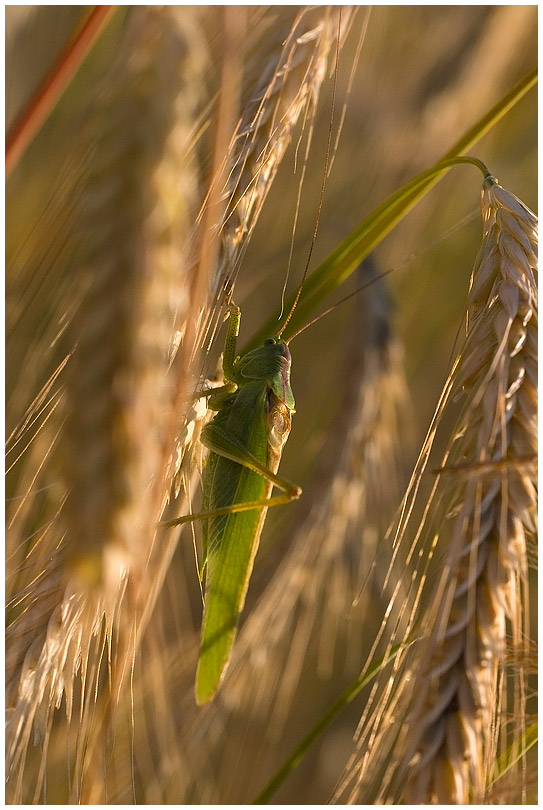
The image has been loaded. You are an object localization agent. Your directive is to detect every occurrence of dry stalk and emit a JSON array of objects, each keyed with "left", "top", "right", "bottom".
[{"left": 334, "top": 179, "right": 537, "bottom": 804}]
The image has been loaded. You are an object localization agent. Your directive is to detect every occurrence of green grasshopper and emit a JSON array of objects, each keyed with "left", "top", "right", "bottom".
[{"left": 162, "top": 303, "right": 303, "bottom": 704}]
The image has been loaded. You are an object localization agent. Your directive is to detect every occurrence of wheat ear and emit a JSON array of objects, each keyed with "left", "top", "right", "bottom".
[{"left": 401, "top": 179, "right": 537, "bottom": 803}]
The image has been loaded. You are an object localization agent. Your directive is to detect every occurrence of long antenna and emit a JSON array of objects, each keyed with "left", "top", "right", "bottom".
[
  {"left": 278, "top": 8, "right": 342, "bottom": 339},
  {"left": 285, "top": 263, "right": 395, "bottom": 344},
  {"left": 286, "top": 207, "right": 484, "bottom": 345}
]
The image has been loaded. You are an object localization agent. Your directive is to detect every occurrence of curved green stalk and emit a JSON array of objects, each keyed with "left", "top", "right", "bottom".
[
  {"left": 244, "top": 66, "right": 537, "bottom": 351},
  {"left": 252, "top": 641, "right": 413, "bottom": 804}
]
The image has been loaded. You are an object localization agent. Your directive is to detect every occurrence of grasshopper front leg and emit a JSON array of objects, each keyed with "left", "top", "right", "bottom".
[{"left": 160, "top": 426, "right": 301, "bottom": 530}]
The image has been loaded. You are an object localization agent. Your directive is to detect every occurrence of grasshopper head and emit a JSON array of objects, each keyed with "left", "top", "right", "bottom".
[{"left": 237, "top": 339, "right": 295, "bottom": 412}]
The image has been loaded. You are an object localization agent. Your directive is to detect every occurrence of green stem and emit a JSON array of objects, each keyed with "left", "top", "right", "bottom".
[
  {"left": 252, "top": 641, "right": 410, "bottom": 804},
  {"left": 243, "top": 66, "right": 536, "bottom": 351}
]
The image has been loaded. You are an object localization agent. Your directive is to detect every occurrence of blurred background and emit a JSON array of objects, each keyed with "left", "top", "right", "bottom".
[{"left": 6, "top": 6, "right": 537, "bottom": 804}]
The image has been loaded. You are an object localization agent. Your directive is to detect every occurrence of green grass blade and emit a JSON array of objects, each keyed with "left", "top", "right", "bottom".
[
  {"left": 491, "top": 721, "right": 538, "bottom": 786},
  {"left": 252, "top": 640, "right": 413, "bottom": 804},
  {"left": 244, "top": 66, "right": 537, "bottom": 351}
]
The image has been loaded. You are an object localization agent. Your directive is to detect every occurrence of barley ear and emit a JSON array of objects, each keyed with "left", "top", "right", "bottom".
[
  {"left": 6, "top": 8, "right": 203, "bottom": 798},
  {"left": 403, "top": 178, "right": 537, "bottom": 803}
]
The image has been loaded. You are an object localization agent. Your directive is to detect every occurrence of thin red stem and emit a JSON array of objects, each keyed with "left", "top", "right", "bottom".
[{"left": 6, "top": 5, "right": 114, "bottom": 175}]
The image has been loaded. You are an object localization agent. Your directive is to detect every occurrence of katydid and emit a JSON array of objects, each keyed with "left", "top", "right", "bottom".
[{"left": 162, "top": 305, "right": 302, "bottom": 704}]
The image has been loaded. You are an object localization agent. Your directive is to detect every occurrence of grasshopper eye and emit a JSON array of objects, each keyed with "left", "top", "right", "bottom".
[{"left": 264, "top": 338, "right": 275, "bottom": 346}]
